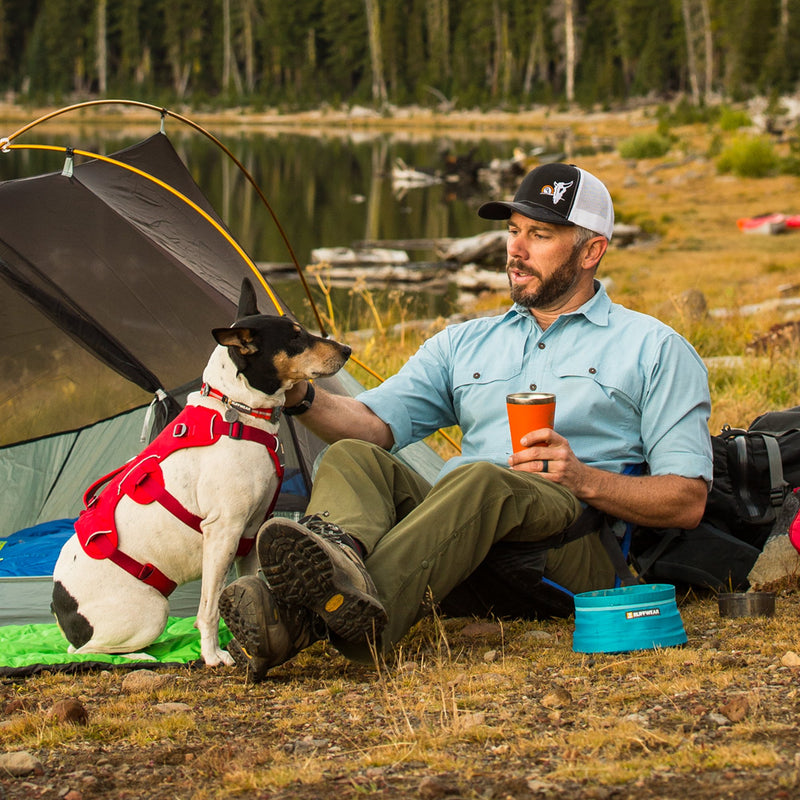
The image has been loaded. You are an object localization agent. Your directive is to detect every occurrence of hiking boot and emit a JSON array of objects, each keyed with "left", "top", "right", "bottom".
[
  {"left": 219, "top": 575, "right": 319, "bottom": 682},
  {"left": 257, "top": 514, "right": 387, "bottom": 643}
]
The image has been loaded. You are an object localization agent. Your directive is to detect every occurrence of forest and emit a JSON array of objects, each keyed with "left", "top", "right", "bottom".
[{"left": 0, "top": 0, "right": 798, "bottom": 110}]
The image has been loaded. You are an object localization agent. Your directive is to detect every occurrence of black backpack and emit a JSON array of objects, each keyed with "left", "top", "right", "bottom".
[{"left": 632, "top": 406, "right": 800, "bottom": 590}]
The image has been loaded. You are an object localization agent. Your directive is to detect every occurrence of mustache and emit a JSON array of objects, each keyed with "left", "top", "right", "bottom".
[{"left": 507, "top": 258, "right": 538, "bottom": 277}]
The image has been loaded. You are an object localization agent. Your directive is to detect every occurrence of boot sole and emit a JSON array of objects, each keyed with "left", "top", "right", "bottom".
[
  {"left": 219, "top": 579, "right": 273, "bottom": 662},
  {"left": 258, "top": 521, "right": 387, "bottom": 643},
  {"left": 225, "top": 636, "right": 270, "bottom": 683}
]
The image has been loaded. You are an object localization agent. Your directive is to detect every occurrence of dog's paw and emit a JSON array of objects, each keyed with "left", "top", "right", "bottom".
[
  {"left": 203, "top": 648, "right": 235, "bottom": 667},
  {"left": 117, "top": 652, "right": 157, "bottom": 661}
]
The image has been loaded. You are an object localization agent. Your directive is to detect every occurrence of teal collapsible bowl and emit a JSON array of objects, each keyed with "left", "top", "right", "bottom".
[{"left": 572, "top": 583, "right": 687, "bottom": 654}]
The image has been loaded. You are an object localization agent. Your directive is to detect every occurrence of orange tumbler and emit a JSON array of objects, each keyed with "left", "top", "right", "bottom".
[{"left": 506, "top": 392, "right": 556, "bottom": 453}]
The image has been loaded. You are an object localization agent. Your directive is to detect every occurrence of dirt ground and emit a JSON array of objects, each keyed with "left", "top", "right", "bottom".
[{"left": 3, "top": 587, "right": 800, "bottom": 800}]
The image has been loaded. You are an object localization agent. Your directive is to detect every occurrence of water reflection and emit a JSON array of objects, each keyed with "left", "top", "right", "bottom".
[{"left": 0, "top": 124, "right": 527, "bottom": 327}]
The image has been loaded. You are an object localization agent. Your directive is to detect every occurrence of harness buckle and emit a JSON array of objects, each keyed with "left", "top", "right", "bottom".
[
  {"left": 228, "top": 421, "right": 244, "bottom": 439},
  {"left": 138, "top": 563, "right": 155, "bottom": 581},
  {"left": 173, "top": 422, "right": 188, "bottom": 437}
]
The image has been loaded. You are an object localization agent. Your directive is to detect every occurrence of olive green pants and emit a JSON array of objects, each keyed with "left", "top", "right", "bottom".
[{"left": 306, "top": 439, "right": 615, "bottom": 657}]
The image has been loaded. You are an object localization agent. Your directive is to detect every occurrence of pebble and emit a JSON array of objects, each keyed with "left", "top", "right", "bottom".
[
  {"left": 418, "top": 774, "right": 460, "bottom": 798},
  {"left": 121, "top": 669, "right": 170, "bottom": 693},
  {"left": 541, "top": 686, "right": 572, "bottom": 708},
  {"left": 48, "top": 698, "right": 88, "bottom": 725},
  {"left": 154, "top": 702, "right": 192, "bottom": 713}
]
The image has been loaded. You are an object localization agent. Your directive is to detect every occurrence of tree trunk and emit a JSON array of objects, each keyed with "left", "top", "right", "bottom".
[
  {"left": 681, "top": 0, "right": 701, "bottom": 105},
  {"left": 700, "top": 0, "right": 713, "bottom": 102},
  {"left": 222, "top": 0, "right": 243, "bottom": 94},
  {"left": 96, "top": 0, "right": 107, "bottom": 93},
  {"left": 364, "top": 0, "right": 387, "bottom": 105},
  {"left": 564, "top": 0, "right": 575, "bottom": 104}
]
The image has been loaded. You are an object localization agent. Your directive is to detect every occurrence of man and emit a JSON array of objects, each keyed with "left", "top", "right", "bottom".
[{"left": 219, "top": 162, "right": 713, "bottom": 680}]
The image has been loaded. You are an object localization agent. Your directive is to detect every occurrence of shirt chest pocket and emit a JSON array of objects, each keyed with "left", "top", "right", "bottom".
[
  {"left": 452, "top": 358, "right": 523, "bottom": 391},
  {"left": 554, "top": 355, "right": 644, "bottom": 407}
]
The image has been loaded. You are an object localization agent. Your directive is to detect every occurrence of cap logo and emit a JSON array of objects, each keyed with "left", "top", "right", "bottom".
[{"left": 541, "top": 180, "right": 573, "bottom": 205}]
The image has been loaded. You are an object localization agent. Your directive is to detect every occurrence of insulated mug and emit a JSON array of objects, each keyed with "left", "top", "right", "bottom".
[{"left": 506, "top": 392, "right": 556, "bottom": 453}]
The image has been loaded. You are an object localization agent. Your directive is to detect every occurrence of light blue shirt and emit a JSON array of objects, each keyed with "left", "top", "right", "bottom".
[{"left": 359, "top": 281, "right": 713, "bottom": 483}]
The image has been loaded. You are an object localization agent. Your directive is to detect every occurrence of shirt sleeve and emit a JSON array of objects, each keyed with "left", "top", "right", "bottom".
[
  {"left": 640, "top": 332, "right": 713, "bottom": 483},
  {"left": 357, "top": 330, "right": 459, "bottom": 451}
]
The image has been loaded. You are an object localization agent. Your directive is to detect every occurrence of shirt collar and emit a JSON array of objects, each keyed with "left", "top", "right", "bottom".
[{"left": 507, "top": 279, "right": 612, "bottom": 328}]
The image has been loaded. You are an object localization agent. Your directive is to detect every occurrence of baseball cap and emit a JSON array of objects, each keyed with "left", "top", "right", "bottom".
[{"left": 478, "top": 163, "right": 615, "bottom": 240}]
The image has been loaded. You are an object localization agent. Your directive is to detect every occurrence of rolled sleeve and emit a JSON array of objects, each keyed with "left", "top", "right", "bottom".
[{"left": 357, "top": 332, "right": 458, "bottom": 452}]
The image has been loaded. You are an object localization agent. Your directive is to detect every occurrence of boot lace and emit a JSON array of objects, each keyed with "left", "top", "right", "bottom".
[{"left": 299, "top": 513, "right": 360, "bottom": 553}]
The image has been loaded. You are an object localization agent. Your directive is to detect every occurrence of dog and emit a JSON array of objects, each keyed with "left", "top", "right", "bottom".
[{"left": 51, "top": 278, "right": 351, "bottom": 666}]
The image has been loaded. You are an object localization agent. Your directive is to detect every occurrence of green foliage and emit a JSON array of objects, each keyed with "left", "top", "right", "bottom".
[
  {"left": 718, "top": 107, "right": 752, "bottom": 131},
  {"left": 3, "top": 1, "right": 800, "bottom": 112},
  {"left": 617, "top": 132, "right": 672, "bottom": 159},
  {"left": 715, "top": 135, "right": 780, "bottom": 178},
  {"left": 656, "top": 99, "right": 720, "bottom": 130}
]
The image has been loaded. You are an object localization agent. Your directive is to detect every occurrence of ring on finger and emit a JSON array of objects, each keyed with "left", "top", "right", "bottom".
[{"left": 541, "top": 459, "right": 549, "bottom": 473}]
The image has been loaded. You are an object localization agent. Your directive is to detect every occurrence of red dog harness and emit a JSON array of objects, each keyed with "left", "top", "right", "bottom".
[{"left": 74, "top": 402, "right": 284, "bottom": 597}]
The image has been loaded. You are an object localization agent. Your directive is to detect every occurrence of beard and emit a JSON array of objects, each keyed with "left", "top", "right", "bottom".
[{"left": 507, "top": 243, "right": 585, "bottom": 309}]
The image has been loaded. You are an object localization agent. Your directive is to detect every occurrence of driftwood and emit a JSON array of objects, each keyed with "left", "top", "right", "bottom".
[
  {"left": 311, "top": 246, "right": 410, "bottom": 265},
  {"left": 307, "top": 263, "right": 451, "bottom": 285},
  {"left": 437, "top": 230, "right": 508, "bottom": 265}
]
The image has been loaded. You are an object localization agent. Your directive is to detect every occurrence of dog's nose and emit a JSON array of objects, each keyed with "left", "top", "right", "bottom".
[{"left": 342, "top": 345, "right": 352, "bottom": 358}]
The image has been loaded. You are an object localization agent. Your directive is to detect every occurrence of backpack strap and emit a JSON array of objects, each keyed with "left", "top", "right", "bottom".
[{"left": 733, "top": 433, "right": 787, "bottom": 522}]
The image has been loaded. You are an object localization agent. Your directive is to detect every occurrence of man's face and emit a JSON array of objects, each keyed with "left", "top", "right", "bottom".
[{"left": 505, "top": 213, "right": 587, "bottom": 310}]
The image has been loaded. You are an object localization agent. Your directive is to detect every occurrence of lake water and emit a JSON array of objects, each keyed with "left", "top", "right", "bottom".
[{"left": 0, "top": 120, "right": 549, "bottom": 326}]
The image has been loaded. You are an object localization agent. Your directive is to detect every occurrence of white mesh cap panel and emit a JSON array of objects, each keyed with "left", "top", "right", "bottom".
[{"left": 570, "top": 169, "right": 615, "bottom": 239}]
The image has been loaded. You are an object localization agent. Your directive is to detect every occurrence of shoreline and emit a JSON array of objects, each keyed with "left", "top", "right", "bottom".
[{"left": 0, "top": 99, "right": 655, "bottom": 141}]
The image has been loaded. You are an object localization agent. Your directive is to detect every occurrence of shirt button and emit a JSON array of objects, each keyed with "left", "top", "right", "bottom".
[
  {"left": 538, "top": 342, "right": 546, "bottom": 349},
  {"left": 589, "top": 367, "right": 597, "bottom": 374},
  {"left": 473, "top": 372, "right": 480, "bottom": 379},
  {"left": 529, "top": 383, "right": 537, "bottom": 391}
]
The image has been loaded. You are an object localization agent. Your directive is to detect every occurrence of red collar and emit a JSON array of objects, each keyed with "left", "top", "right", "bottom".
[{"left": 200, "top": 382, "right": 281, "bottom": 422}]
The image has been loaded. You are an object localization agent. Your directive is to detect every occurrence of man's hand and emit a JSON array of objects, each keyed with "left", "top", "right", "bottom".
[
  {"left": 508, "top": 428, "right": 588, "bottom": 494},
  {"left": 507, "top": 428, "right": 707, "bottom": 530}
]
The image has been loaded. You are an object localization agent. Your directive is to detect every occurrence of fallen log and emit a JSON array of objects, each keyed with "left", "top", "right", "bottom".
[{"left": 311, "top": 246, "right": 410, "bottom": 265}]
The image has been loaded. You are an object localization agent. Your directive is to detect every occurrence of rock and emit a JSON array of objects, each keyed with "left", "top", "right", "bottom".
[
  {"left": 676, "top": 288, "right": 708, "bottom": 320},
  {"left": 121, "top": 669, "right": 169, "bottom": 694},
  {"left": 0, "top": 750, "right": 43, "bottom": 776},
  {"left": 483, "top": 649, "right": 498, "bottom": 663},
  {"left": 720, "top": 695, "right": 750, "bottom": 722},
  {"left": 3, "top": 697, "right": 32, "bottom": 715},
  {"left": 781, "top": 651, "right": 800, "bottom": 667},
  {"left": 748, "top": 492, "right": 800, "bottom": 587},
  {"left": 49, "top": 698, "right": 88, "bottom": 725},
  {"left": 418, "top": 774, "right": 461, "bottom": 798},
  {"left": 541, "top": 685, "right": 572, "bottom": 708}
]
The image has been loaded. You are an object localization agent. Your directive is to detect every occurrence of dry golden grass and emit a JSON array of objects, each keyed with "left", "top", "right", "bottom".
[{"left": 4, "top": 588, "right": 800, "bottom": 799}]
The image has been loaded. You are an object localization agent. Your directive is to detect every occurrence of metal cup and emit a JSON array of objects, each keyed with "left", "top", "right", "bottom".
[{"left": 506, "top": 392, "right": 555, "bottom": 453}]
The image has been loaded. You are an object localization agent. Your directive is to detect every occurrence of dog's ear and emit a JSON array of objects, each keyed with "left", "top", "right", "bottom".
[
  {"left": 236, "top": 278, "right": 259, "bottom": 320},
  {"left": 212, "top": 326, "right": 259, "bottom": 355}
]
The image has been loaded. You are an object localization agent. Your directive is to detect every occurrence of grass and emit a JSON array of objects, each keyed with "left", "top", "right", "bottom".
[{"left": 4, "top": 589, "right": 800, "bottom": 798}]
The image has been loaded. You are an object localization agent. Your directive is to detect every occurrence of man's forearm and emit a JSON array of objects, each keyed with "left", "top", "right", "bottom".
[
  {"left": 286, "top": 382, "right": 394, "bottom": 449},
  {"left": 575, "top": 468, "right": 708, "bottom": 530}
]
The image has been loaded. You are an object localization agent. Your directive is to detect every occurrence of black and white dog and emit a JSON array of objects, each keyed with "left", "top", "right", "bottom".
[{"left": 51, "top": 279, "right": 350, "bottom": 666}]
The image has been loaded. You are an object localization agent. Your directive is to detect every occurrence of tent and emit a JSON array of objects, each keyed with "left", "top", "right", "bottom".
[{"left": 0, "top": 105, "right": 444, "bottom": 662}]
